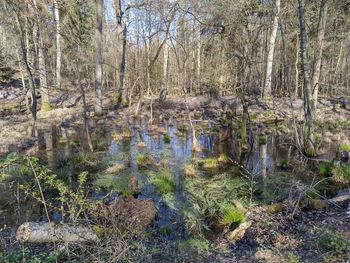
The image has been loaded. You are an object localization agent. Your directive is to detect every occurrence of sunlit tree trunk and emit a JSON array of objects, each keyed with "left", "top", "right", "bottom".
[
  {"left": 53, "top": 0, "right": 61, "bottom": 90},
  {"left": 312, "top": 0, "right": 327, "bottom": 110},
  {"left": 298, "top": 0, "right": 315, "bottom": 156},
  {"left": 95, "top": 0, "right": 103, "bottom": 114},
  {"left": 159, "top": 38, "right": 169, "bottom": 101},
  {"left": 264, "top": 0, "right": 280, "bottom": 99}
]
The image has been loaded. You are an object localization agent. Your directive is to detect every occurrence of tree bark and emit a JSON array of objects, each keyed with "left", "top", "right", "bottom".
[
  {"left": 298, "top": 0, "right": 315, "bottom": 156},
  {"left": 159, "top": 38, "right": 169, "bottom": 101},
  {"left": 16, "top": 222, "right": 99, "bottom": 243},
  {"left": 311, "top": 0, "right": 327, "bottom": 110},
  {"left": 95, "top": 0, "right": 103, "bottom": 115},
  {"left": 264, "top": 0, "right": 280, "bottom": 99},
  {"left": 53, "top": 0, "right": 61, "bottom": 90}
]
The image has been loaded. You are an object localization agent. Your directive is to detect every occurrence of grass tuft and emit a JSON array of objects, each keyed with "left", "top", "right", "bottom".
[
  {"left": 202, "top": 158, "right": 218, "bottom": 170},
  {"left": 220, "top": 203, "right": 246, "bottom": 227},
  {"left": 339, "top": 143, "right": 350, "bottom": 152},
  {"left": 149, "top": 169, "right": 176, "bottom": 195}
]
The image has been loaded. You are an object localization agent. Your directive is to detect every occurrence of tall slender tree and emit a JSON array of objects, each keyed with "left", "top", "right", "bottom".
[
  {"left": 298, "top": 0, "right": 315, "bottom": 156},
  {"left": 95, "top": 0, "right": 103, "bottom": 114}
]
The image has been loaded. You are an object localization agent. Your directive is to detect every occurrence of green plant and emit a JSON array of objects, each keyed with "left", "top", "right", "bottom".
[
  {"left": 319, "top": 162, "right": 332, "bottom": 176},
  {"left": 136, "top": 153, "right": 152, "bottom": 167},
  {"left": 179, "top": 238, "right": 210, "bottom": 253},
  {"left": 258, "top": 135, "right": 267, "bottom": 145},
  {"left": 318, "top": 228, "right": 350, "bottom": 254},
  {"left": 218, "top": 153, "right": 230, "bottom": 163},
  {"left": 184, "top": 164, "right": 197, "bottom": 178},
  {"left": 95, "top": 173, "right": 133, "bottom": 197},
  {"left": 331, "top": 165, "right": 350, "bottom": 183},
  {"left": 304, "top": 147, "right": 315, "bottom": 158},
  {"left": 219, "top": 203, "right": 246, "bottom": 227},
  {"left": 202, "top": 158, "right": 218, "bottom": 170},
  {"left": 159, "top": 225, "right": 173, "bottom": 236},
  {"left": 164, "top": 133, "right": 171, "bottom": 143},
  {"left": 149, "top": 169, "right": 176, "bottom": 195},
  {"left": 339, "top": 143, "right": 350, "bottom": 152}
]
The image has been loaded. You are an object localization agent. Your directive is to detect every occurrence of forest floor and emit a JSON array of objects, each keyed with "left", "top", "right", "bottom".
[{"left": 1, "top": 91, "right": 350, "bottom": 262}]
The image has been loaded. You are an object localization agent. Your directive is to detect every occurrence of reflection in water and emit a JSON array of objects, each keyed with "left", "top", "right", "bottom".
[{"left": 0, "top": 117, "right": 340, "bottom": 228}]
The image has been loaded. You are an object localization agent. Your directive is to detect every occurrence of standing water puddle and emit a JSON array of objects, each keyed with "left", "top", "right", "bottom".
[{"left": 0, "top": 116, "right": 340, "bottom": 234}]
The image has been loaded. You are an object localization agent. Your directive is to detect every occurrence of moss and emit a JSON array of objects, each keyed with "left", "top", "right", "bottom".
[
  {"left": 202, "top": 158, "right": 218, "bottom": 170},
  {"left": 40, "top": 102, "right": 52, "bottom": 112},
  {"left": 258, "top": 135, "right": 268, "bottom": 145},
  {"left": 220, "top": 203, "right": 246, "bottom": 227},
  {"left": 164, "top": 133, "right": 171, "bottom": 143},
  {"left": 339, "top": 143, "right": 350, "bottom": 152},
  {"left": 149, "top": 169, "right": 176, "bottom": 195},
  {"left": 218, "top": 153, "right": 230, "bottom": 164}
]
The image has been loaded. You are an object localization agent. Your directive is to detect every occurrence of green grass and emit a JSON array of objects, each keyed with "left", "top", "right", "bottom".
[
  {"left": 220, "top": 203, "right": 246, "bottom": 226},
  {"left": 149, "top": 169, "right": 176, "bottom": 195},
  {"left": 136, "top": 153, "right": 152, "bottom": 167},
  {"left": 331, "top": 165, "right": 350, "bottom": 183},
  {"left": 318, "top": 228, "right": 350, "bottom": 254},
  {"left": 179, "top": 238, "right": 210, "bottom": 253},
  {"left": 218, "top": 153, "right": 230, "bottom": 163},
  {"left": 319, "top": 162, "right": 332, "bottom": 176},
  {"left": 159, "top": 225, "right": 173, "bottom": 236},
  {"left": 164, "top": 133, "right": 171, "bottom": 143},
  {"left": 202, "top": 158, "right": 218, "bottom": 170},
  {"left": 95, "top": 173, "right": 133, "bottom": 197},
  {"left": 339, "top": 143, "right": 350, "bottom": 152}
]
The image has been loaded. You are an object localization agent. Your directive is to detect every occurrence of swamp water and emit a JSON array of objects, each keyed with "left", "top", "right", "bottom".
[{"left": 0, "top": 116, "right": 340, "bottom": 238}]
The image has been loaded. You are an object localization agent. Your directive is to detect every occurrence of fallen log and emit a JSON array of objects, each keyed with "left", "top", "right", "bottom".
[{"left": 16, "top": 222, "right": 100, "bottom": 243}]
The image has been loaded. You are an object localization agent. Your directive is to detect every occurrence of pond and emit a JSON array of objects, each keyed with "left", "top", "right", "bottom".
[{"left": 0, "top": 115, "right": 341, "bottom": 238}]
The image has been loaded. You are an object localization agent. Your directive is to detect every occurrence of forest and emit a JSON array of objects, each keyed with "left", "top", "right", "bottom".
[{"left": 0, "top": 0, "right": 349, "bottom": 262}]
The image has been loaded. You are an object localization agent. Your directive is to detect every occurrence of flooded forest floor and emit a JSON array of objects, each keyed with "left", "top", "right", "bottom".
[{"left": 0, "top": 94, "right": 350, "bottom": 262}]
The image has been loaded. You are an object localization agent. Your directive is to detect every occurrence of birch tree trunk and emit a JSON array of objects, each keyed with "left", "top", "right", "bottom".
[
  {"left": 53, "top": 0, "right": 61, "bottom": 90},
  {"left": 32, "top": 0, "right": 50, "bottom": 111},
  {"left": 95, "top": 0, "right": 103, "bottom": 114},
  {"left": 298, "top": 0, "right": 315, "bottom": 156},
  {"left": 264, "top": 0, "right": 280, "bottom": 99},
  {"left": 117, "top": 3, "right": 129, "bottom": 106},
  {"left": 159, "top": 39, "right": 169, "bottom": 101},
  {"left": 311, "top": 0, "right": 327, "bottom": 110}
]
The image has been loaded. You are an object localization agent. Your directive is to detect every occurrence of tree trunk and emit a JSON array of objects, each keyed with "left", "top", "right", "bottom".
[
  {"left": 53, "top": 0, "right": 61, "bottom": 90},
  {"left": 312, "top": 0, "right": 327, "bottom": 110},
  {"left": 264, "top": 0, "right": 280, "bottom": 99},
  {"left": 118, "top": 5, "right": 129, "bottom": 106},
  {"left": 16, "top": 222, "right": 99, "bottom": 243},
  {"left": 298, "top": 0, "right": 315, "bottom": 156},
  {"left": 159, "top": 39, "right": 169, "bottom": 101},
  {"left": 95, "top": 0, "right": 103, "bottom": 115}
]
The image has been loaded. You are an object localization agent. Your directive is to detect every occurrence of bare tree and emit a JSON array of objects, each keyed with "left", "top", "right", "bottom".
[{"left": 95, "top": 0, "right": 103, "bottom": 114}]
